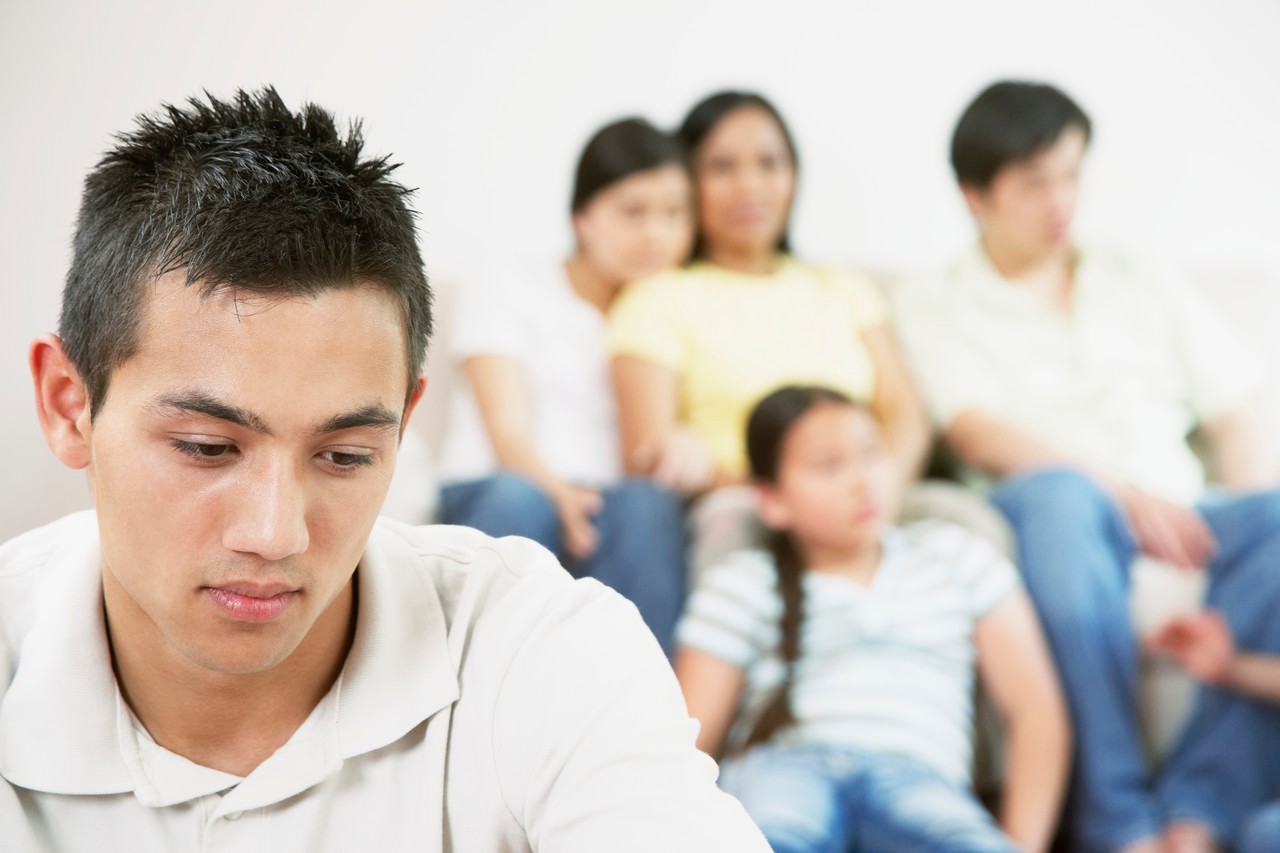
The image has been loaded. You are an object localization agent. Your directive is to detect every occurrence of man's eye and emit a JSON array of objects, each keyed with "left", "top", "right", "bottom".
[
  {"left": 324, "top": 451, "right": 374, "bottom": 469},
  {"left": 172, "top": 440, "right": 235, "bottom": 460}
]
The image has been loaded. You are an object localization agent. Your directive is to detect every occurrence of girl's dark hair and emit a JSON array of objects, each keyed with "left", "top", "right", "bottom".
[
  {"left": 950, "top": 80, "right": 1092, "bottom": 189},
  {"left": 742, "top": 385, "right": 855, "bottom": 748},
  {"left": 677, "top": 91, "right": 799, "bottom": 259},
  {"left": 570, "top": 118, "right": 687, "bottom": 213}
]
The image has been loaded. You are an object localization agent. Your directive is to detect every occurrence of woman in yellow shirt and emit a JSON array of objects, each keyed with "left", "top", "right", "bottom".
[{"left": 608, "top": 91, "right": 929, "bottom": 529}]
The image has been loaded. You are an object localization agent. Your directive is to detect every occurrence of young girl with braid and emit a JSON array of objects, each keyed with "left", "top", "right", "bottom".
[{"left": 675, "top": 386, "right": 1071, "bottom": 853}]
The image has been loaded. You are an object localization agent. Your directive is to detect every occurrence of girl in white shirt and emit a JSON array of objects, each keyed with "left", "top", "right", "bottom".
[
  {"left": 676, "top": 386, "right": 1070, "bottom": 852},
  {"left": 438, "top": 118, "right": 693, "bottom": 655}
]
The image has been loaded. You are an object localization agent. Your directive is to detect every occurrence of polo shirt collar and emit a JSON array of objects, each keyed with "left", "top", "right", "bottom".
[
  {"left": 955, "top": 241, "right": 1093, "bottom": 294},
  {"left": 0, "top": 515, "right": 459, "bottom": 809}
]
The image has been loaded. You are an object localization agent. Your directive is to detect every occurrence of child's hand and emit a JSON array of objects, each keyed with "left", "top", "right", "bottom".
[{"left": 1145, "top": 611, "right": 1236, "bottom": 684}]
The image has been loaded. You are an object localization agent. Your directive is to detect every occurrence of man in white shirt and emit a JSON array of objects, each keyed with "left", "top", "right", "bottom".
[
  {"left": 0, "top": 87, "right": 767, "bottom": 852},
  {"left": 894, "top": 81, "right": 1280, "bottom": 853}
]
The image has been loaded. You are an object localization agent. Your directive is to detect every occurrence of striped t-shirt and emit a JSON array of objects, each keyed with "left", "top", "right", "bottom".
[{"left": 677, "top": 520, "right": 1020, "bottom": 784}]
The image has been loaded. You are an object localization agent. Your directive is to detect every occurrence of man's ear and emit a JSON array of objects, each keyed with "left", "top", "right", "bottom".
[
  {"left": 399, "top": 373, "right": 428, "bottom": 440},
  {"left": 755, "top": 482, "right": 791, "bottom": 531},
  {"left": 960, "top": 183, "right": 988, "bottom": 222},
  {"left": 30, "top": 333, "right": 92, "bottom": 470}
]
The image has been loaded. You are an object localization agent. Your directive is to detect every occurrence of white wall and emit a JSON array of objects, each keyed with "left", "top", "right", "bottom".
[{"left": 2, "top": 0, "right": 1278, "bottom": 541}]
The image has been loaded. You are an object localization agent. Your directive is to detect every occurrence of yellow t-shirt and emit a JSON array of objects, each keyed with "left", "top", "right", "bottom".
[{"left": 607, "top": 257, "right": 889, "bottom": 477}]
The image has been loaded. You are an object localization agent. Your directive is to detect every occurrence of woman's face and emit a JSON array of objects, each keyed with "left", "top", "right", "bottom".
[
  {"left": 573, "top": 163, "right": 693, "bottom": 283},
  {"left": 694, "top": 106, "right": 796, "bottom": 258}
]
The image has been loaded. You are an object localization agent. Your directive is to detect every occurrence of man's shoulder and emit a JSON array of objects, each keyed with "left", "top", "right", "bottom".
[
  {"left": 368, "top": 519, "right": 618, "bottom": 642},
  {"left": 0, "top": 511, "right": 97, "bottom": 581}
]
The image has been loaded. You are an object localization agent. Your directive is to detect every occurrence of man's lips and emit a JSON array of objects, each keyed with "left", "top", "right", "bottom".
[{"left": 204, "top": 582, "right": 299, "bottom": 623}]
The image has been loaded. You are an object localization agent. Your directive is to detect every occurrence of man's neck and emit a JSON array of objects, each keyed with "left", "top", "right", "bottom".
[
  {"left": 105, "top": 578, "right": 357, "bottom": 777},
  {"left": 980, "top": 236, "right": 1076, "bottom": 315}
]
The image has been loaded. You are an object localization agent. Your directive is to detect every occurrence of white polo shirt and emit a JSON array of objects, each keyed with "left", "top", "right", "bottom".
[
  {"left": 893, "top": 246, "right": 1264, "bottom": 503},
  {"left": 0, "top": 512, "right": 767, "bottom": 853}
]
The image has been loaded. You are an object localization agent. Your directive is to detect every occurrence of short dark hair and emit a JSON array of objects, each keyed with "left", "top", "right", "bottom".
[
  {"left": 677, "top": 91, "right": 799, "bottom": 258},
  {"left": 570, "top": 118, "right": 686, "bottom": 213},
  {"left": 950, "top": 81, "right": 1092, "bottom": 189},
  {"left": 60, "top": 86, "right": 432, "bottom": 418}
]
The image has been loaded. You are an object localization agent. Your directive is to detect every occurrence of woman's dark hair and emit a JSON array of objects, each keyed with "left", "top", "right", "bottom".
[
  {"left": 570, "top": 118, "right": 687, "bottom": 213},
  {"left": 677, "top": 91, "right": 799, "bottom": 259},
  {"left": 742, "top": 385, "right": 857, "bottom": 748},
  {"left": 950, "top": 80, "right": 1092, "bottom": 189}
]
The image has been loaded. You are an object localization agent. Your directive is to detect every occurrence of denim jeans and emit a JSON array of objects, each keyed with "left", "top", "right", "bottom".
[
  {"left": 438, "top": 473, "right": 687, "bottom": 657},
  {"left": 718, "top": 743, "right": 1015, "bottom": 853},
  {"left": 1242, "top": 802, "right": 1280, "bottom": 853},
  {"left": 992, "top": 469, "right": 1280, "bottom": 851}
]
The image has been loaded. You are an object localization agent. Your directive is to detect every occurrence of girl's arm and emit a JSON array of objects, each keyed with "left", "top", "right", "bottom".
[
  {"left": 674, "top": 645, "right": 747, "bottom": 757},
  {"left": 863, "top": 327, "right": 930, "bottom": 485},
  {"left": 974, "top": 593, "right": 1072, "bottom": 853},
  {"left": 611, "top": 355, "right": 717, "bottom": 496},
  {"left": 464, "top": 355, "right": 601, "bottom": 557}
]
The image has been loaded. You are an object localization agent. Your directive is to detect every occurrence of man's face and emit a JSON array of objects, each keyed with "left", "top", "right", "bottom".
[
  {"left": 964, "top": 125, "right": 1088, "bottom": 264},
  {"left": 81, "top": 275, "right": 416, "bottom": 675}
]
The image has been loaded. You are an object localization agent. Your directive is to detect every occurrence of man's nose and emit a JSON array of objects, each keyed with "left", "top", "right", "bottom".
[{"left": 222, "top": 455, "right": 310, "bottom": 562}]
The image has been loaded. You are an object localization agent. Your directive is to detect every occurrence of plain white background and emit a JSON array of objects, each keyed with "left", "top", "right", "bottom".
[{"left": 1, "top": 0, "right": 1278, "bottom": 541}]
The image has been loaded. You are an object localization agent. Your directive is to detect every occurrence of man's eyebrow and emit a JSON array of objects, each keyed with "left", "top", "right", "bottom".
[
  {"left": 313, "top": 405, "right": 403, "bottom": 436},
  {"left": 149, "top": 392, "right": 271, "bottom": 434}
]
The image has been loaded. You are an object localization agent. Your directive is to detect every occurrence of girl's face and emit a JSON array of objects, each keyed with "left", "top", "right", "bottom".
[
  {"left": 759, "top": 403, "right": 897, "bottom": 553},
  {"left": 694, "top": 106, "right": 796, "bottom": 258},
  {"left": 573, "top": 163, "right": 693, "bottom": 283}
]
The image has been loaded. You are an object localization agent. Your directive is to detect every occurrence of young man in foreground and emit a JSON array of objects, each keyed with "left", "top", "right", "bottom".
[{"left": 0, "top": 88, "right": 767, "bottom": 852}]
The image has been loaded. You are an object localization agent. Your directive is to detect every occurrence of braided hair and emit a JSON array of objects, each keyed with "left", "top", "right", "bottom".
[{"left": 741, "top": 385, "right": 856, "bottom": 747}]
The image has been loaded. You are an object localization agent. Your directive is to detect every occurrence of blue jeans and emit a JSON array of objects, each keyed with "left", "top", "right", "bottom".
[
  {"left": 438, "top": 473, "right": 687, "bottom": 657},
  {"left": 1242, "top": 802, "right": 1280, "bottom": 853},
  {"left": 992, "top": 469, "right": 1280, "bottom": 851},
  {"left": 719, "top": 743, "right": 1015, "bottom": 853}
]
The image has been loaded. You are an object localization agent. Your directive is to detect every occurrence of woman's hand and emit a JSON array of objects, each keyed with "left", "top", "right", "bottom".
[
  {"left": 631, "top": 427, "right": 717, "bottom": 498},
  {"left": 552, "top": 483, "right": 604, "bottom": 560}
]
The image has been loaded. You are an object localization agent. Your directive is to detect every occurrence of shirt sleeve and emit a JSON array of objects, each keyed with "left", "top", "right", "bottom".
[
  {"left": 449, "top": 266, "right": 531, "bottom": 362},
  {"left": 492, "top": 578, "right": 771, "bottom": 853},
  {"left": 605, "top": 276, "right": 689, "bottom": 372},
  {"left": 891, "top": 280, "right": 1010, "bottom": 428},
  {"left": 676, "top": 552, "right": 777, "bottom": 668},
  {"left": 944, "top": 526, "right": 1021, "bottom": 619},
  {"left": 1162, "top": 270, "right": 1267, "bottom": 422},
  {"left": 826, "top": 267, "right": 891, "bottom": 332}
]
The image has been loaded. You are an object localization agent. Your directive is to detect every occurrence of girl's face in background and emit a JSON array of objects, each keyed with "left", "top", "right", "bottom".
[
  {"left": 573, "top": 163, "right": 693, "bottom": 284},
  {"left": 759, "top": 403, "right": 897, "bottom": 554},
  {"left": 693, "top": 106, "right": 796, "bottom": 259}
]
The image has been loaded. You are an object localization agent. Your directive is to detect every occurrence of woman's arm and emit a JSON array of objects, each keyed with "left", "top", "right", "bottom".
[
  {"left": 464, "top": 355, "right": 601, "bottom": 557},
  {"left": 611, "top": 355, "right": 716, "bottom": 496},
  {"left": 674, "top": 646, "right": 747, "bottom": 758},
  {"left": 863, "top": 327, "right": 930, "bottom": 484},
  {"left": 974, "top": 593, "right": 1072, "bottom": 853}
]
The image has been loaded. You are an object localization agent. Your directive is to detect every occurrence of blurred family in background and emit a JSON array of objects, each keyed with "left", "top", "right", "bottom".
[{"left": 433, "top": 80, "right": 1280, "bottom": 852}]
